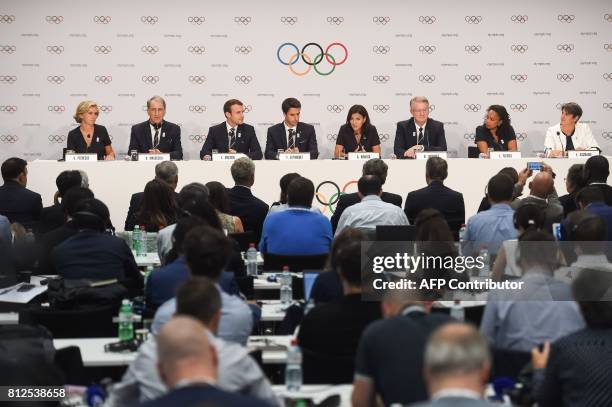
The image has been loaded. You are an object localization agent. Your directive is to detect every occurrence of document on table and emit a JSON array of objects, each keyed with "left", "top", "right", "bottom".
[{"left": 0, "top": 282, "right": 47, "bottom": 303}]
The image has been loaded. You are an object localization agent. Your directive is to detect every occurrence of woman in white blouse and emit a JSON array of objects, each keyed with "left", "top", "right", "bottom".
[{"left": 544, "top": 102, "right": 600, "bottom": 157}]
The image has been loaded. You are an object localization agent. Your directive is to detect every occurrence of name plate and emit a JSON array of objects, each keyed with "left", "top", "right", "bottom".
[
  {"left": 213, "top": 153, "right": 247, "bottom": 161},
  {"left": 279, "top": 153, "right": 310, "bottom": 161},
  {"left": 415, "top": 152, "right": 448, "bottom": 160},
  {"left": 348, "top": 152, "right": 380, "bottom": 161},
  {"left": 65, "top": 154, "right": 97, "bottom": 162},
  {"left": 139, "top": 153, "right": 171, "bottom": 161},
  {"left": 567, "top": 150, "right": 599, "bottom": 159},
  {"left": 490, "top": 151, "right": 522, "bottom": 159}
]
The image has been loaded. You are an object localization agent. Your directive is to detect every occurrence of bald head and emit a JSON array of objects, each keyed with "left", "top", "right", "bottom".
[{"left": 529, "top": 172, "right": 554, "bottom": 199}]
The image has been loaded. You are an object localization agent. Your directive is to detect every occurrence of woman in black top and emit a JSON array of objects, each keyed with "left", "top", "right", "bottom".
[
  {"left": 67, "top": 100, "right": 115, "bottom": 160},
  {"left": 334, "top": 104, "right": 381, "bottom": 158},
  {"left": 474, "top": 104, "right": 517, "bottom": 155}
]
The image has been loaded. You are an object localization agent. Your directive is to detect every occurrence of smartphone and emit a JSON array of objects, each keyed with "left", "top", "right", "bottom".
[
  {"left": 527, "top": 162, "right": 543, "bottom": 171},
  {"left": 552, "top": 223, "right": 561, "bottom": 240}
]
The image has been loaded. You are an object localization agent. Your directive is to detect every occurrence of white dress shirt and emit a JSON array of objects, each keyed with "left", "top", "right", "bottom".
[
  {"left": 335, "top": 195, "right": 409, "bottom": 236},
  {"left": 544, "top": 122, "right": 600, "bottom": 152}
]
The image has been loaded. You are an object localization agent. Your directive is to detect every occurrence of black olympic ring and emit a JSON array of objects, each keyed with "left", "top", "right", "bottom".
[
  {"left": 327, "top": 16, "right": 344, "bottom": 25},
  {"left": 0, "top": 135, "right": 18, "bottom": 143},
  {"left": 604, "top": 73, "right": 612, "bottom": 81},
  {"left": 141, "top": 16, "right": 158, "bottom": 24},
  {"left": 372, "top": 16, "right": 390, "bottom": 25},
  {"left": 46, "top": 45, "right": 63, "bottom": 54},
  {"left": 511, "top": 44, "right": 528, "bottom": 53},
  {"left": 511, "top": 15, "right": 528, "bottom": 23},
  {"left": 419, "top": 74, "right": 436, "bottom": 83},
  {"left": 188, "top": 16, "right": 205, "bottom": 24},
  {"left": 419, "top": 16, "right": 436, "bottom": 24},
  {"left": 419, "top": 45, "right": 436, "bottom": 54},
  {"left": 47, "top": 75, "right": 64, "bottom": 84},
  {"left": 464, "top": 104, "right": 481, "bottom": 112},
  {"left": 373, "top": 105, "right": 390, "bottom": 113},
  {"left": 465, "top": 74, "right": 481, "bottom": 83},
  {"left": 94, "top": 16, "right": 111, "bottom": 24},
  {"left": 464, "top": 133, "right": 475, "bottom": 140},
  {"left": 557, "top": 14, "right": 575, "bottom": 23},
  {"left": 0, "top": 76, "right": 17, "bottom": 84},
  {"left": 48, "top": 105, "right": 65, "bottom": 112},
  {"left": 95, "top": 75, "right": 112, "bottom": 84},
  {"left": 557, "top": 73, "right": 574, "bottom": 82},
  {"left": 235, "top": 46, "right": 252, "bottom": 54},
  {"left": 189, "top": 135, "right": 206, "bottom": 143},
  {"left": 316, "top": 181, "right": 341, "bottom": 206},
  {"left": 189, "top": 75, "right": 206, "bottom": 84},
  {"left": 99, "top": 105, "right": 112, "bottom": 113},
  {"left": 516, "top": 133, "right": 528, "bottom": 141},
  {"left": 94, "top": 45, "right": 112, "bottom": 54},
  {"left": 379, "top": 133, "right": 390, "bottom": 142},
  {"left": 373, "top": 75, "right": 390, "bottom": 83},
  {"left": 48, "top": 135, "right": 65, "bottom": 143},
  {"left": 0, "top": 45, "right": 16, "bottom": 54},
  {"left": 465, "top": 16, "right": 482, "bottom": 24},
  {"left": 188, "top": 46, "right": 206, "bottom": 54},
  {"left": 326, "top": 134, "right": 337, "bottom": 141},
  {"left": 510, "top": 104, "right": 527, "bottom": 112},
  {"left": 244, "top": 105, "right": 252, "bottom": 113},
  {"left": 281, "top": 17, "right": 297, "bottom": 25},
  {"left": 189, "top": 105, "right": 207, "bottom": 113},
  {"left": 465, "top": 45, "right": 482, "bottom": 53},
  {"left": 373, "top": 45, "right": 390, "bottom": 54},
  {"left": 0, "top": 105, "right": 17, "bottom": 113},
  {"left": 557, "top": 44, "right": 574, "bottom": 52},
  {"left": 603, "top": 103, "right": 612, "bottom": 110},
  {"left": 0, "top": 15, "right": 15, "bottom": 23},
  {"left": 142, "top": 75, "right": 159, "bottom": 84},
  {"left": 234, "top": 16, "right": 251, "bottom": 25},
  {"left": 234, "top": 75, "right": 252, "bottom": 84},
  {"left": 141, "top": 45, "right": 159, "bottom": 54},
  {"left": 327, "top": 105, "right": 344, "bottom": 113},
  {"left": 511, "top": 74, "right": 528, "bottom": 82},
  {"left": 46, "top": 16, "right": 63, "bottom": 24}
]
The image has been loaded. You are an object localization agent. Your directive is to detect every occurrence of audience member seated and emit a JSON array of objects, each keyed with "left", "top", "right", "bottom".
[
  {"left": 575, "top": 186, "right": 612, "bottom": 240},
  {"left": 352, "top": 289, "right": 451, "bottom": 406},
  {"left": 410, "top": 323, "right": 497, "bottom": 407},
  {"left": 415, "top": 209, "right": 456, "bottom": 242},
  {"left": 260, "top": 176, "right": 332, "bottom": 255},
  {"left": 532, "top": 268, "right": 612, "bottom": 407},
  {"left": 205, "top": 181, "right": 244, "bottom": 234},
  {"left": 51, "top": 198, "right": 143, "bottom": 295},
  {"left": 152, "top": 226, "right": 253, "bottom": 345},
  {"left": 129, "top": 179, "right": 178, "bottom": 233},
  {"left": 38, "top": 170, "right": 82, "bottom": 234},
  {"left": 138, "top": 316, "right": 271, "bottom": 407},
  {"left": 583, "top": 155, "right": 612, "bottom": 205},
  {"left": 0, "top": 157, "right": 42, "bottom": 230},
  {"left": 331, "top": 159, "right": 402, "bottom": 232},
  {"left": 268, "top": 172, "right": 321, "bottom": 216},
  {"left": 463, "top": 174, "right": 517, "bottom": 256},
  {"left": 491, "top": 204, "right": 546, "bottom": 281},
  {"left": 336, "top": 175, "right": 408, "bottom": 236},
  {"left": 125, "top": 161, "right": 179, "bottom": 231},
  {"left": 511, "top": 170, "right": 563, "bottom": 233},
  {"left": 108, "top": 277, "right": 278, "bottom": 407},
  {"left": 480, "top": 230, "right": 584, "bottom": 352},
  {"left": 227, "top": 157, "right": 268, "bottom": 244},
  {"left": 477, "top": 167, "right": 530, "bottom": 213},
  {"left": 405, "top": 157, "right": 464, "bottom": 235},
  {"left": 558, "top": 164, "right": 586, "bottom": 217}
]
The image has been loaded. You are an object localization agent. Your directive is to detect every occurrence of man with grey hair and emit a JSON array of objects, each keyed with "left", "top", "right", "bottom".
[
  {"left": 331, "top": 158, "right": 402, "bottom": 233},
  {"left": 410, "top": 323, "right": 496, "bottom": 407},
  {"left": 124, "top": 161, "right": 179, "bottom": 231},
  {"left": 128, "top": 95, "right": 183, "bottom": 160},
  {"left": 394, "top": 96, "right": 446, "bottom": 159},
  {"left": 227, "top": 157, "right": 268, "bottom": 242}
]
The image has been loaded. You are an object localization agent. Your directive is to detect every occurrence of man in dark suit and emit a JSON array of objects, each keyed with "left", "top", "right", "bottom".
[
  {"left": 511, "top": 171, "right": 563, "bottom": 233},
  {"left": 330, "top": 159, "right": 402, "bottom": 232},
  {"left": 404, "top": 157, "right": 465, "bottom": 235},
  {"left": 264, "top": 97, "right": 319, "bottom": 159},
  {"left": 584, "top": 155, "right": 612, "bottom": 205},
  {"left": 200, "top": 99, "right": 262, "bottom": 160},
  {"left": 227, "top": 157, "right": 268, "bottom": 243},
  {"left": 0, "top": 157, "right": 42, "bottom": 230},
  {"left": 38, "top": 170, "right": 82, "bottom": 234},
  {"left": 393, "top": 96, "right": 446, "bottom": 159},
  {"left": 128, "top": 96, "right": 183, "bottom": 160}
]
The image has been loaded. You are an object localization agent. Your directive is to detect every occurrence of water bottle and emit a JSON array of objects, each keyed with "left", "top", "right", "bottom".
[
  {"left": 131, "top": 225, "right": 140, "bottom": 254},
  {"left": 280, "top": 266, "right": 293, "bottom": 306},
  {"left": 285, "top": 338, "right": 302, "bottom": 392},
  {"left": 144, "top": 265, "right": 154, "bottom": 290},
  {"left": 458, "top": 224, "right": 467, "bottom": 256},
  {"left": 450, "top": 300, "right": 465, "bottom": 321},
  {"left": 138, "top": 225, "right": 147, "bottom": 257},
  {"left": 478, "top": 245, "right": 490, "bottom": 277},
  {"left": 246, "top": 243, "right": 258, "bottom": 276},
  {"left": 118, "top": 299, "right": 134, "bottom": 342}
]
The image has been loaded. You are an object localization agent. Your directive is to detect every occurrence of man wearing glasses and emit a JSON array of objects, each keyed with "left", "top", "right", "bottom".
[
  {"left": 393, "top": 96, "right": 446, "bottom": 159},
  {"left": 128, "top": 96, "right": 183, "bottom": 160}
]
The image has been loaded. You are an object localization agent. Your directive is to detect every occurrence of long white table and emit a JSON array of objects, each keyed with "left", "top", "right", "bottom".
[{"left": 25, "top": 158, "right": 593, "bottom": 232}]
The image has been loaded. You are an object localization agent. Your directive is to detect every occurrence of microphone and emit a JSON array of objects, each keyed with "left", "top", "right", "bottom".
[{"left": 556, "top": 131, "right": 564, "bottom": 154}]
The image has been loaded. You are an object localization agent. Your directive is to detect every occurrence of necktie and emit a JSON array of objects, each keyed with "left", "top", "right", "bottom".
[
  {"left": 288, "top": 129, "right": 296, "bottom": 149},
  {"left": 418, "top": 127, "right": 423, "bottom": 145},
  {"left": 229, "top": 128, "right": 236, "bottom": 150},
  {"left": 153, "top": 127, "right": 160, "bottom": 148}
]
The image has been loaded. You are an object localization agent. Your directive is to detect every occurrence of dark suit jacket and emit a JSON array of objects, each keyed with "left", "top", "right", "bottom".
[
  {"left": 331, "top": 191, "right": 402, "bottom": 233},
  {"left": 200, "top": 122, "right": 262, "bottom": 160},
  {"left": 589, "top": 183, "right": 612, "bottom": 206},
  {"left": 393, "top": 117, "right": 446, "bottom": 158},
  {"left": 38, "top": 204, "right": 66, "bottom": 234},
  {"left": 36, "top": 222, "right": 77, "bottom": 275},
  {"left": 559, "top": 192, "right": 578, "bottom": 217},
  {"left": 511, "top": 196, "right": 564, "bottom": 233},
  {"left": 139, "top": 384, "right": 271, "bottom": 407},
  {"left": 264, "top": 122, "right": 319, "bottom": 159},
  {"left": 227, "top": 186, "right": 268, "bottom": 243},
  {"left": 0, "top": 180, "right": 43, "bottom": 230},
  {"left": 128, "top": 120, "right": 183, "bottom": 160},
  {"left": 404, "top": 180, "right": 465, "bottom": 233}
]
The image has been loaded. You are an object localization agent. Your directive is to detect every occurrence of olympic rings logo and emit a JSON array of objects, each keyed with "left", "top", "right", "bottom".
[
  {"left": 94, "top": 45, "right": 112, "bottom": 54},
  {"left": 419, "top": 16, "right": 436, "bottom": 24},
  {"left": 141, "top": 45, "right": 159, "bottom": 54},
  {"left": 235, "top": 46, "right": 252, "bottom": 54},
  {"left": 94, "top": 16, "right": 111, "bottom": 24},
  {"left": 419, "top": 74, "right": 435, "bottom": 83},
  {"left": 276, "top": 42, "right": 348, "bottom": 77},
  {"left": 0, "top": 45, "right": 16, "bottom": 54},
  {"left": 47, "top": 75, "right": 65, "bottom": 84},
  {"left": 48, "top": 135, "right": 65, "bottom": 143},
  {"left": 465, "top": 16, "right": 482, "bottom": 24},
  {"left": 464, "top": 74, "right": 481, "bottom": 83},
  {"left": 464, "top": 133, "right": 475, "bottom": 140},
  {"left": 464, "top": 104, "right": 481, "bottom": 112},
  {"left": 46, "top": 45, "right": 63, "bottom": 54},
  {"left": 281, "top": 17, "right": 297, "bottom": 25},
  {"left": 605, "top": 14, "right": 612, "bottom": 22},
  {"left": 555, "top": 103, "right": 563, "bottom": 110},
  {"left": 557, "top": 14, "right": 575, "bottom": 23},
  {"left": 0, "top": 15, "right": 15, "bottom": 23},
  {"left": 189, "top": 75, "right": 206, "bottom": 84},
  {"left": 373, "top": 75, "right": 390, "bottom": 84},
  {"left": 604, "top": 73, "right": 612, "bottom": 81},
  {"left": 99, "top": 105, "right": 112, "bottom": 113},
  {"left": 188, "top": 16, "right": 205, "bottom": 25},
  {"left": 95, "top": 75, "right": 112, "bottom": 84},
  {"left": 46, "top": 16, "right": 63, "bottom": 24},
  {"left": 189, "top": 135, "right": 206, "bottom": 143},
  {"left": 0, "top": 76, "right": 17, "bottom": 84},
  {"left": 326, "top": 16, "right": 344, "bottom": 25},
  {"left": 235, "top": 75, "right": 252, "bottom": 84},
  {"left": 465, "top": 45, "right": 482, "bottom": 53},
  {"left": 419, "top": 45, "right": 436, "bottom": 54},
  {"left": 557, "top": 73, "right": 574, "bottom": 82},
  {"left": 141, "top": 16, "right": 158, "bottom": 24},
  {"left": 511, "top": 15, "right": 528, "bottom": 23},
  {"left": 511, "top": 74, "right": 528, "bottom": 82},
  {"left": 48, "top": 105, "right": 65, "bottom": 112},
  {"left": 510, "top": 104, "right": 527, "bottom": 112},
  {"left": 602, "top": 132, "right": 612, "bottom": 140},
  {"left": 0, "top": 135, "right": 18, "bottom": 143},
  {"left": 605, "top": 44, "right": 612, "bottom": 51},
  {"left": 234, "top": 16, "right": 251, "bottom": 25},
  {"left": 373, "top": 104, "right": 390, "bottom": 114},
  {"left": 142, "top": 75, "right": 159, "bottom": 84},
  {"left": 603, "top": 103, "right": 612, "bottom": 110},
  {"left": 188, "top": 46, "right": 206, "bottom": 54},
  {"left": 372, "top": 45, "right": 390, "bottom": 54},
  {"left": 379, "top": 133, "right": 390, "bottom": 142},
  {"left": 244, "top": 105, "right": 252, "bottom": 113},
  {"left": 429, "top": 105, "right": 436, "bottom": 112},
  {"left": 189, "top": 105, "right": 207, "bottom": 113},
  {"left": 326, "top": 133, "right": 337, "bottom": 141},
  {"left": 511, "top": 44, "right": 528, "bottom": 53},
  {"left": 327, "top": 105, "right": 344, "bottom": 113},
  {"left": 0, "top": 105, "right": 17, "bottom": 113},
  {"left": 557, "top": 44, "right": 574, "bottom": 52},
  {"left": 315, "top": 180, "right": 358, "bottom": 214},
  {"left": 372, "top": 16, "right": 390, "bottom": 25},
  {"left": 516, "top": 133, "right": 528, "bottom": 141}
]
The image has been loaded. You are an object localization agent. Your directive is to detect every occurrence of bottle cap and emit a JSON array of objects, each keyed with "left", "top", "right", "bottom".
[{"left": 249, "top": 243, "right": 256, "bottom": 248}]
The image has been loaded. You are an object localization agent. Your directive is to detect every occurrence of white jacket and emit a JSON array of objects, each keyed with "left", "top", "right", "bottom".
[{"left": 544, "top": 122, "right": 600, "bottom": 152}]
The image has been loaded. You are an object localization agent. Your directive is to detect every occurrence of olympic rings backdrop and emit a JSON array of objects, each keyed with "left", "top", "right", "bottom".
[{"left": 0, "top": 0, "right": 611, "bottom": 161}]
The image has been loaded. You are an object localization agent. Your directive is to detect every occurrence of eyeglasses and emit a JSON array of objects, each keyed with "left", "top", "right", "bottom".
[
  {"left": 412, "top": 109, "right": 428, "bottom": 114},
  {"left": 148, "top": 108, "right": 164, "bottom": 113}
]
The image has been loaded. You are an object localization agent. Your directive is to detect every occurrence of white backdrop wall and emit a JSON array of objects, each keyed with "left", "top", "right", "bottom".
[{"left": 0, "top": 0, "right": 610, "bottom": 162}]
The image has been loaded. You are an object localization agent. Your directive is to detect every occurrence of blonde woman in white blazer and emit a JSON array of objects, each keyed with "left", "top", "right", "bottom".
[{"left": 544, "top": 102, "right": 600, "bottom": 157}]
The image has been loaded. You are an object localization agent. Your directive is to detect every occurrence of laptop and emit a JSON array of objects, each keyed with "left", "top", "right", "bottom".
[{"left": 302, "top": 271, "right": 320, "bottom": 301}]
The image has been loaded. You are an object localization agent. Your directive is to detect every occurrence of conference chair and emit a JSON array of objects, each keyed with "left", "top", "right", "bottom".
[
  {"left": 302, "top": 347, "right": 355, "bottom": 384},
  {"left": 229, "top": 231, "right": 256, "bottom": 252},
  {"left": 467, "top": 146, "right": 480, "bottom": 158},
  {"left": 20, "top": 305, "right": 117, "bottom": 338}
]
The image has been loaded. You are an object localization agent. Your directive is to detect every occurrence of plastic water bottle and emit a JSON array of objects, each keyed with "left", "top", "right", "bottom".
[
  {"left": 280, "top": 266, "right": 293, "bottom": 306},
  {"left": 478, "top": 246, "right": 490, "bottom": 277},
  {"left": 246, "top": 243, "right": 258, "bottom": 277},
  {"left": 285, "top": 338, "right": 302, "bottom": 392},
  {"left": 450, "top": 300, "right": 465, "bottom": 321},
  {"left": 458, "top": 224, "right": 467, "bottom": 256},
  {"left": 138, "top": 225, "right": 147, "bottom": 257},
  {"left": 131, "top": 225, "right": 140, "bottom": 254},
  {"left": 118, "top": 299, "right": 134, "bottom": 342},
  {"left": 144, "top": 265, "right": 154, "bottom": 290}
]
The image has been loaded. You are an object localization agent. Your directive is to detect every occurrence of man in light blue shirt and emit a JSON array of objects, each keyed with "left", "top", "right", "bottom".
[{"left": 463, "top": 173, "right": 517, "bottom": 256}]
